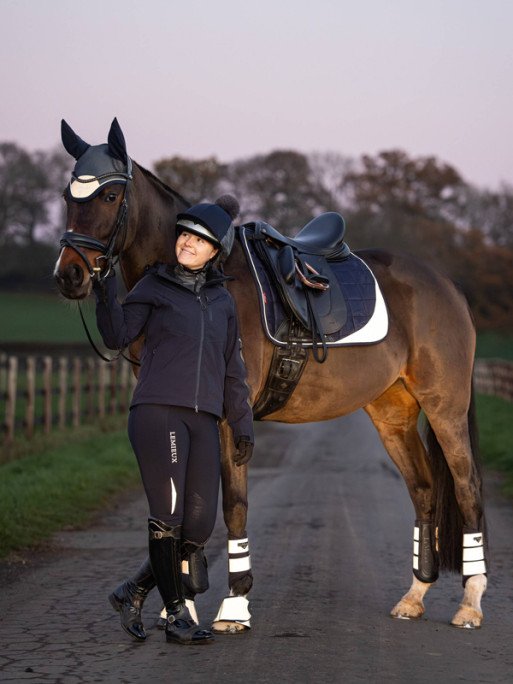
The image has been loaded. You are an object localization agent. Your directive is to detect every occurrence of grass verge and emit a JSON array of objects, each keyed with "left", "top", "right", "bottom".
[
  {"left": 475, "top": 393, "right": 513, "bottom": 497},
  {"left": 0, "top": 421, "right": 139, "bottom": 558}
]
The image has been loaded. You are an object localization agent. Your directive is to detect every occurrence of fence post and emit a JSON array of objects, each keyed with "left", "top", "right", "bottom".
[
  {"left": 26, "top": 356, "right": 36, "bottom": 439},
  {"left": 72, "top": 357, "right": 81, "bottom": 427},
  {"left": 98, "top": 360, "right": 106, "bottom": 420},
  {"left": 86, "top": 358, "right": 95, "bottom": 421},
  {"left": 4, "top": 356, "right": 18, "bottom": 444},
  {"left": 58, "top": 357, "right": 68, "bottom": 429},
  {"left": 43, "top": 356, "right": 52, "bottom": 434},
  {"left": 109, "top": 363, "right": 118, "bottom": 414}
]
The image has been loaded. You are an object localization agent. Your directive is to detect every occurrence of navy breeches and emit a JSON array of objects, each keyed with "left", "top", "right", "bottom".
[{"left": 128, "top": 404, "right": 221, "bottom": 544}]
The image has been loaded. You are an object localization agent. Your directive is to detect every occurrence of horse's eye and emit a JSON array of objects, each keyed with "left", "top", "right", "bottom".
[{"left": 104, "top": 193, "right": 118, "bottom": 203}]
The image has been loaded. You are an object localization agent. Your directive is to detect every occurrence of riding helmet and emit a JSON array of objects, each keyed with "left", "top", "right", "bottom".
[{"left": 176, "top": 195, "right": 240, "bottom": 262}]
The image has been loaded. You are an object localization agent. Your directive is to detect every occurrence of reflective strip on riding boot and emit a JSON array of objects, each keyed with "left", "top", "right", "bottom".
[
  {"left": 228, "top": 538, "right": 251, "bottom": 574},
  {"left": 462, "top": 529, "right": 487, "bottom": 583},
  {"left": 412, "top": 520, "right": 439, "bottom": 583}
]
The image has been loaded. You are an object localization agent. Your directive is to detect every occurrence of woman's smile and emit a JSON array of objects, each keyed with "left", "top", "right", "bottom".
[{"left": 176, "top": 231, "right": 218, "bottom": 270}]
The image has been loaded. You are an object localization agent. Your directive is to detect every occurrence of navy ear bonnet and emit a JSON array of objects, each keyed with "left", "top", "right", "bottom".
[
  {"left": 176, "top": 201, "right": 237, "bottom": 260},
  {"left": 61, "top": 118, "right": 132, "bottom": 202}
]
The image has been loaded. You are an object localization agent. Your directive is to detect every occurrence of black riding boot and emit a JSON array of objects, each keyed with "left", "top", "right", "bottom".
[
  {"left": 148, "top": 518, "right": 213, "bottom": 645},
  {"left": 108, "top": 556, "right": 155, "bottom": 641},
  {"left": 182, "top": 539, "right": 209, "bottom": 595}
]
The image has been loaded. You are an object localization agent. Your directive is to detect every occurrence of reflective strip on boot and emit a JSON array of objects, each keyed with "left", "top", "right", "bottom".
[
  {"left": 463, "top": 530, "right": 487, "bottom": 581},
  {"left": 228, "top": 538, "right": 251, "bottom": 574}
]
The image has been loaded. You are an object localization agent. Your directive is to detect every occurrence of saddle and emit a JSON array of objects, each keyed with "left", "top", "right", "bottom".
[{"left": 250, "top": 213, "right": 351, "bottom": 362}]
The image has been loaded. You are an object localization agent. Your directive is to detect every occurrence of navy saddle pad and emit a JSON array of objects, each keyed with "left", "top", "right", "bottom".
[{"left": 238, "top": 224, "right": 389, "bottom": 348}]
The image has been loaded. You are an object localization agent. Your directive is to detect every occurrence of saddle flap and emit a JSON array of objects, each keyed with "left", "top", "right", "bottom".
[
  {"left": 252, "top": 226, "right": 347, "bottom": 335},
  {"left": 278, "top": 245, "right": 295, "bottom": 284}
]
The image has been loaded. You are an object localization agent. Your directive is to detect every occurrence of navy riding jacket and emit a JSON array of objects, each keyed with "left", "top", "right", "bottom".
[{"left": 93, "top": 264, "right": 254, "bottom": 443}]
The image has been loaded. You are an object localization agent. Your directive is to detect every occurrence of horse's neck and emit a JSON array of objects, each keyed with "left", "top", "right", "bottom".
[{"left": 120, "top": 165, "right": 187, "bottom": 291}]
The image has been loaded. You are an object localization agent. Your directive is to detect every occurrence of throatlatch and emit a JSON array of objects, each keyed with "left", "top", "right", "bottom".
[{"left": 412, "top": 519, "right": 439, "bottom": 584}]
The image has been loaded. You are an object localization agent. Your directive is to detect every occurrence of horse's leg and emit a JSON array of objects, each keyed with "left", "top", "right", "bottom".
[
  {"left": 412, "top": 384, "right": 487, "bottom": 629},
  {"left": 211, "top": 420, "right": 253, "bottom": 634},
  {"left": 365, "top": 381, "right": 438, "bottom": 620}
]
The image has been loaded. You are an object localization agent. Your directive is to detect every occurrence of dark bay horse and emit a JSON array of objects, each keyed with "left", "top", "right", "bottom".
[{"left": 54, "top": 119, "right": 487, "bottom": 631}]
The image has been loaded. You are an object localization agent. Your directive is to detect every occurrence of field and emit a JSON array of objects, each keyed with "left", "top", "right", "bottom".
[
  {"left": 2, "top": 291, "right": 513, "bottom": 355},
  {"left": 0, "top": 291, "right": 102, "bottom": 344}
]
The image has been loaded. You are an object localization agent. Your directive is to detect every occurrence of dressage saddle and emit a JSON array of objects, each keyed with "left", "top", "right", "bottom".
[{"left": 250, "top": 213, "right": 351, "bottom": 360}]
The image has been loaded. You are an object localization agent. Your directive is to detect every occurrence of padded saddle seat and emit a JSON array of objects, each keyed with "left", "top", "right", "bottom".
[{"left": 255, "top": 212, "right": 350, "bottom": 258}]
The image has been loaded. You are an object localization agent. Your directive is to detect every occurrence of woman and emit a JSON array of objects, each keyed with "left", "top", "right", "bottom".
[{"left": 93, "top": 195, "right": 254, "bottom": 645}]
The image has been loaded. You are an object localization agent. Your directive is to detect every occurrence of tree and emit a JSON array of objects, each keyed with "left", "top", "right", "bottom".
[
  {"left": 228, "top": 150, "right": 335, "bottom": 234},
  {"left": 0, "top": 143, "right": 70, "bottom": 246},
  {"left": 153, "top": 156, "right": 228, "bottom": 205}
]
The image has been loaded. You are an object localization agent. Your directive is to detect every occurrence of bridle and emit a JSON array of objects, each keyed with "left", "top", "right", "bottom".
[
  {"left": 59, "top": 157, "right": 140, "bottom": 365},
  {"left": 59, "top": 156, "right": 133, "bottom": 280}
]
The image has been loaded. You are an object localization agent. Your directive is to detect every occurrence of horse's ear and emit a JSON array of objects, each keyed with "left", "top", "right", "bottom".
[
  {"left": 61, "top": 119, "right": 90, "bottom": 160},
  {"left": 108, "top": 117, "right": 128, "bottom": 164}
]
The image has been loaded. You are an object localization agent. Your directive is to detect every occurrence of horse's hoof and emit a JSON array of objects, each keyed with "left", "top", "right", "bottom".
[
  {"left": 451, "top": 620, "right": 481, "bottom": 630},
  {"left": 451, "top": 606, "right": 483, "bottom": 629},
  {"left": 212, "top": 596, "right": 251, "bottom": 633},
  {"left": 390, "top": 599, "right": 424, "bottom": 620},
  {"left": 211, "top": 620, "right": 249, "bottom": 634}
]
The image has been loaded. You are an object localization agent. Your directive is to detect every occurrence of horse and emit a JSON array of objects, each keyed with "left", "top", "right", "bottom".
[{"left": 54, "top": 119, "right": 488, "bottom": 632}]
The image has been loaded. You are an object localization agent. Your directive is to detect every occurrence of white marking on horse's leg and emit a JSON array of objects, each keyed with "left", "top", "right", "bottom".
[
  {"left": 451, "top": 574, "right": 487, "bottom": 629},
  {"left": 390, "top": 575, "right": 434, "bottom": 620}
]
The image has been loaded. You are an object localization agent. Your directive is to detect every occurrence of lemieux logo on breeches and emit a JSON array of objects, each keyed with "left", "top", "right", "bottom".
[
  {"left": 169, "top": 431, "right": 177, "bottom": 463},
  {"left": 169, "top": 431, "right": 177, "bottom": 515}
]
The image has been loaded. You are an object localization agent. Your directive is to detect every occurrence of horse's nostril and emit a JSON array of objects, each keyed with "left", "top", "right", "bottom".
[
  {"left": 70, "top": 264, "right": 83, "bottom": 286},
  {"left": 55, "top": 264, "right": 84, "bottom": 289}
]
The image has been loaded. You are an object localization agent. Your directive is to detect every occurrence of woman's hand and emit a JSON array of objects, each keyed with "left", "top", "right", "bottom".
[{"left": 233, "top": 437, "right": 254, "bottom": 467}]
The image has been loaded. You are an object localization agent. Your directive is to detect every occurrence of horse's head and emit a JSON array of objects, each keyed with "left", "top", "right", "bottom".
[{"left": 54, "top": 118, "right": 133, "bottom": 299}]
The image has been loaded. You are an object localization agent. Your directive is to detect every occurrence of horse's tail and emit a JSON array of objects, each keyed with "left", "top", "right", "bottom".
[{"left": 422, "top": 382, "right": 486, "bottom": 573}]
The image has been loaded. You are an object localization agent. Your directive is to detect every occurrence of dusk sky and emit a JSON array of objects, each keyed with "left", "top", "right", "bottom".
[{"left": 1, "top": 0, "right": 512, "bottom": 191}]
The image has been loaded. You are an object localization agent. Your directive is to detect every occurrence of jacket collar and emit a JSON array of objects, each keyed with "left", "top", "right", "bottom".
[{"left": 152, "top": 262, "right": 233, "bottom": 290}]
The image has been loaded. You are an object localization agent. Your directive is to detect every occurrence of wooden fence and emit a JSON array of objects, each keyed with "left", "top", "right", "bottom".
[
  {"left": 1, "top": 352, "right": 511, "bottom": 446},
  {"left": 0, "top": 352, "right": 137, "bottom": 445},
  {"left": 473, "top": 358, "right": 513, "bottom": 403}
]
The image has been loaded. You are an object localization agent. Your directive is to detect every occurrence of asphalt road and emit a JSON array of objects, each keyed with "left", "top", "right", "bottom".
[{"left": 1, "top": 410, "right": 512, "bottom": 683}]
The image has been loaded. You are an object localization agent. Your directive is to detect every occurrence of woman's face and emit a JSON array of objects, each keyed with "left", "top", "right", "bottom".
[{"left": 175, "top": 231, "right": 218, "bottom": 270}]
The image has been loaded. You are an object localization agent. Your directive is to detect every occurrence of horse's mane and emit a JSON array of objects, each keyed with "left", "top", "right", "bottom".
[{"left": 135, "top": 160, "right": 191, "bottom": 209}]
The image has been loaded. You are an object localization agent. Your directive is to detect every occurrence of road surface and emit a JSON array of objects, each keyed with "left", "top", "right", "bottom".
[{"left": 1, "top": 410, "right": 512, "bottom": 683}]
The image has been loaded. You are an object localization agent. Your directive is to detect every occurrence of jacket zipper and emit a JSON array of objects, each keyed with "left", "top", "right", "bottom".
[{"left": 194, "top": 294, "right": 206, "bottom": 412}]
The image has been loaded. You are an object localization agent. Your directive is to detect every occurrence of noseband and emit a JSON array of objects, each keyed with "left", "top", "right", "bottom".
[{"left": 59, "top": 157, "right": 133, "bottom": 279}]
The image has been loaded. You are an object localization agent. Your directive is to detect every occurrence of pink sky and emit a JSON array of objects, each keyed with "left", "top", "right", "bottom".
[{"left": 1, "top": 0, "right": 512, "bottom": 190}]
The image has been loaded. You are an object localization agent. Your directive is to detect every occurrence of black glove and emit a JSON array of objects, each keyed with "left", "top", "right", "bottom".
[{"left": 233, "top": 437, "right": 254, "bottom": 467}]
